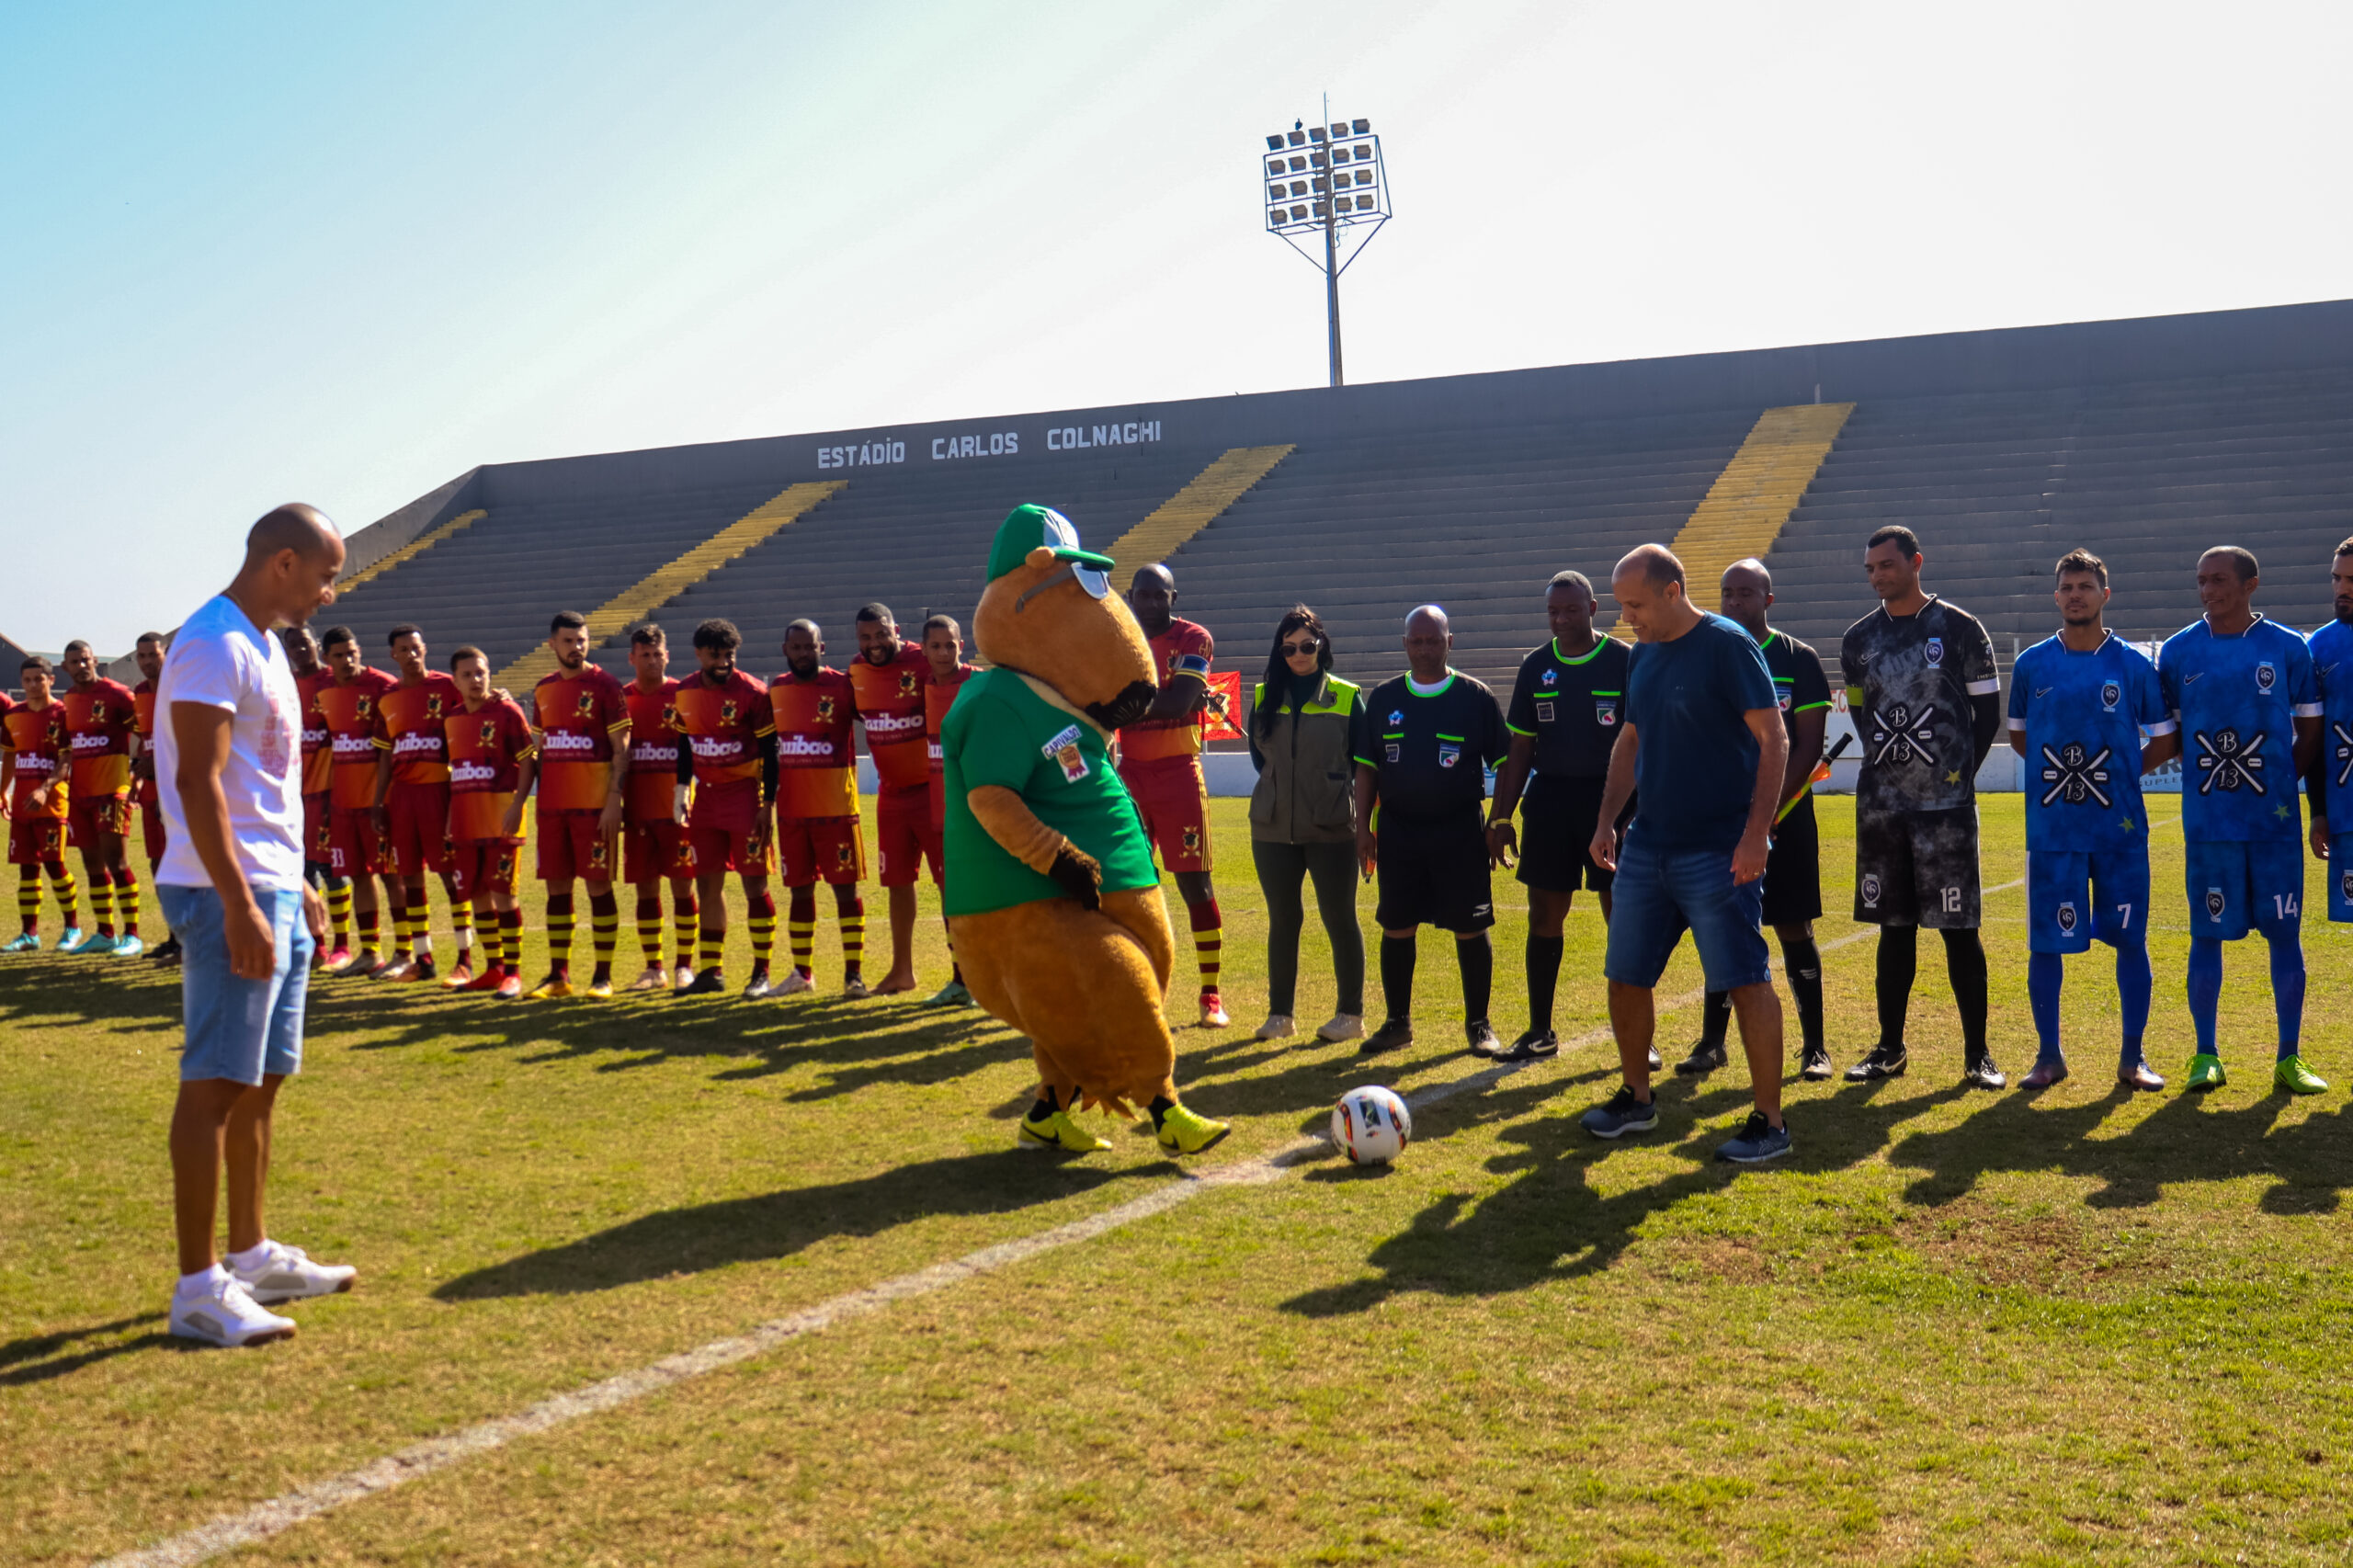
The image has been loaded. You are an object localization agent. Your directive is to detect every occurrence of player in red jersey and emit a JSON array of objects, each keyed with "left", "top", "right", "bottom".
[
  {"left": 313, "top": 627, "right": 400, "bottom": 975},
  {"left": 920, "top": 613, "right": 977, "bottom": 1006},
  {"left": 849, "top": 603, "right": 936, "bottom": 993},
  {"left": 1119, "top": 564, "right": 1227, "bottom": 1026},
  {"left": 130, "top": 631, "right": 184, "bottom": 963},
  {"left": 528, "top": 611, "right": 631, "bottom": 999},
  {"left": 282, "top": 625, "right": 348, "bottom": 965},
  {"left": 2, "top": 655, "right": 84, "bottom": 952},
  {"left": 670, "top": 618, "right": 779, "bottom": 996},
  {"left": 58, "top": 639, "right": 144, "bottom": 956},
  {"left": 769, "top": 619, "right": 867, "bottom": 998},
  {"left": 445, "top": 645, "right": 537, "bottom": 999},
  {"left": 367, "top": 624, "right": 469, "bottom": 983},
  {"left": 621, "top": 624, "right": 699, "bottom": 991}
]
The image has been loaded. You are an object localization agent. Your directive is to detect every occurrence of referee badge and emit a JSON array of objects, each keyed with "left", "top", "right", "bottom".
[
  {"left": 1534, "top": 700, "right": 1554, "bottom": 723},
  {"left": 1860, "top": 873, "right": 1881, "bottom": 908},
  {"left": 2056, "top": 901, "right": 2077, "bottom": 935},
  {"left": 1595, "top": 699, "right": 1617, "bottom": 727},
  {"left": 1384, "top": 743, "right": 1400, "bottom": 763},
  {"left": 1438, "top": 743, "right": 1462, "bottom": 768}
]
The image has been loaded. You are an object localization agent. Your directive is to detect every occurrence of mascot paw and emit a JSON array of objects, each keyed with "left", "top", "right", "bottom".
[
  {"left": 1017, "top": 1108, "right": 1113, "bottom": 1153},
  {"left": 1154, "top": 1102, "right": 1232, "bottom": 1155},
  {"left": 1047, "top": 843, "right": 1104, "bottom": 910}
]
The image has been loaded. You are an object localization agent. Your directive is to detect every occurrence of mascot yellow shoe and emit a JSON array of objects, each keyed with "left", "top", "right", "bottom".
[{"left": 942, "top": 505, "right": 1232, "bottom": 1158}]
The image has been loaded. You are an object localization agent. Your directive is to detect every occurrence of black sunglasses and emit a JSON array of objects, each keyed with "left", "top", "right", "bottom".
[{"left": 1279, "top": 638, "right": 1320, "bottom": 655}]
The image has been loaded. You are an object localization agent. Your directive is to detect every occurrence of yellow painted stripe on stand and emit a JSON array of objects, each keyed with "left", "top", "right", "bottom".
[
  {"left": 1103, "top": 445, "right": 1295, "bottom": 578},
  {"left": 335, "top": 510, "right": 486, "bottom": 596}
]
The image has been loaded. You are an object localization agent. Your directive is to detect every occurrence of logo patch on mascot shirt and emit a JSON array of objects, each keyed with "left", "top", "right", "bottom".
[{"left": 1041, "top": 723, "right": 1088, "bottom": 782}]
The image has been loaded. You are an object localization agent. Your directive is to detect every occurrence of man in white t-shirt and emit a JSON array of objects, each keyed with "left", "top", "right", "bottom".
[{"left": 157, "top": 504, "right": 356, "bottom": 1347}]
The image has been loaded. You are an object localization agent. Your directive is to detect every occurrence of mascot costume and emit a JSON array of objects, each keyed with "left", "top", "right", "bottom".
[{"left": 941, "top": 505, "right": 1233, "bottom": 1156}]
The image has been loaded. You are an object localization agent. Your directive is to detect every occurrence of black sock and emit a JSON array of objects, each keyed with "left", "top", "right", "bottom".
[
  {"left": 1526, "top": 934, "right": 1563, "bottom": 1032},
  {"left": 1148, "top": 1095, "right": 1174, "bottom": 1131},
  {"left": 1876, "top": 926, "right": 1917, "bottom": 1048},
  {"left": 1380, "top": 933, "right": 1415, "bottom": 1025},
  {"left": 1029, "top": 1085, "right": 1059, "bottom": 1121},
  {"left": 1701, "top": 990, "right": 1731, "bottom": 1048},
  {"left": 1455, "top": 933, "right": 1493, "bottom": 1025},
  {"left": 1780, "top": 934, "right": 1824, "bottom": 1050},
  {"left": 1942, "top": 927, "right": 1991, "bottom": 1057}
]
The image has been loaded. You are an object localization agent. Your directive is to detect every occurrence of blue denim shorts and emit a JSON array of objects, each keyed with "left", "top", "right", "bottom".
[
  {"left": 159, "top": 882, "right": 313, "bottom": 1085},
  {"left": 1602, "top": 829, "right": 1771, "bottom": 992}
]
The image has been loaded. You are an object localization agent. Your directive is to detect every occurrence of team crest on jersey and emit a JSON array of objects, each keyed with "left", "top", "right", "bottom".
[
  {"left": 2193, "top": 727, "right": 2266, "bottom": 794},
  {"left": 898, "top": 670, "right": 919, "bottom": 698},
  {"left": 1596, "top": 699, "right": 1618, "bottom": 727},
  {"left": 1869, "top": 702, "right": 1936, "bottom": 766},
  {"left": 1041, "top": 723, "right": 1088, "bottom": 781},
  {"left": 2206, "top": 886, "right": 2226, "bottom": 921},
  {"left": 2100, "top": 680, "right": 2120, "bottom": 711},
  {"left": 1925, "top": 637, "right": 1945, "bottom": 666},
  {"left": 355, "top": 695, "right": 373, "bottom": 719},
  {"left": 1860, "top": 873, "right": 1881, "bottom": 908},
  {"left": 817, "top": 696, "right": 836, "bottom": 723},
  {"left": 2056, "top": 901, "right": 2078, "bottom": 935},
  {"left": 2256, "top": 661, "right": 2277, "bottom": 693},
  {"left": 2040, "top": 741, "right": 2114, "bottom": 808},
  {"left": 575, "top": 691, "right": 597, "bottom": 718},
  {"left": 478, "top": 719, "right": 498, "bottom": 747},
  {"left": 721, "top": 699, "right": 738, "bottom": 724},
  {"left": 426, "top": 694, "right": 445, "bottom": 721},
  {"left": 2335, "top": 722, "right": 2353, "bottom": 788},
  {"left": 1182, "top": 825, "right": 1201, "bottom": 855}
]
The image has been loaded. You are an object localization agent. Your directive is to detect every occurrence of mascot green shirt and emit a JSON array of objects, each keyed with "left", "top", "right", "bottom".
[{"left": 942, "top": 669, "right": 1161, "bottom": 917}]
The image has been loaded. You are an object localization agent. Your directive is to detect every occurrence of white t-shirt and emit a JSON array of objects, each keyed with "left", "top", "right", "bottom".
[{"left": 155, "top": 594, "right": 305, "bottom": 891}]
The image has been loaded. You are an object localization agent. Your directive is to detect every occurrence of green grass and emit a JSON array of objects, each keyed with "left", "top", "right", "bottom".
[{"left": 8, "top": 795, "right": 2353, "bottom": 1563}]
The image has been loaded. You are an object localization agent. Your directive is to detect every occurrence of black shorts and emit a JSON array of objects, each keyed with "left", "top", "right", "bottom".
[
  {"left": 1855, "top": 805, "right": 1981, "bottom": 928},
  {"left": 1760, "top": 795, "right": 1824, "bottom": 927},
  {"left": 1375, "top": 810, "right": 1495, "bottom": 934},
  {"left": 1515, "top": 776, "right": 1628, "bottom": 894}
]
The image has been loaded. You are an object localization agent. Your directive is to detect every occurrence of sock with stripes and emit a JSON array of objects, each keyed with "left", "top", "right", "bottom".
[
  {"left": 673, "top": 888, "right": 699, "bottom": 971},
  {"left": 448, "top": 892, "right": 471, "bottom": 966},
  {"left": 325, "top": 879, "right": 352, "bottom": 950},
  {"left": 747, "top": 889, "right": 778, "bottom": 978},
  {"left": 500, "top": 908, "right": 524, "bottom": 977},
  {"left": 472, "top": 901, "right": 501, "bottom": 977},
  {"left": 699, "top": 915, "right": 725, "bottom": 977},
  {"left": 388, "top": 884, "right": 414, "bottom": 962},
  {"left": 356, "top": 897, "right": 380, "bottom": 956},
  {"left": 407, "top": 881, "right": 434, "bottom": 963},
  {"left": 1184, "top": 896, "right": 1222, "bottom": 998},
  {"left": 1454, "top": 931, "right": 1493, "bottom": 1025},
  {"left": 1527, "top": 934, "right": 1563, "bottom": 1034},
  {"left": 18, "top": 873, "right": 40, "bottom": 935},
  {"left": 788, "top": 886, "right": 816, "bottom": 979},
  {"left": 588, "top": 889, "right": 620, "bottom": 983},
  {"left": 635, "top": 889, "right": 665, "bottom": 968},
  {"left": 48, "top": 862, "right": 79, "bottom": 928},
  {"left": 88, "top": 875, "right": 115, "bottom": 939},
  {"left": 545, "top": 891, "right": 574, "bottom": 979},
  {"left": 112, "top": 869, "right": 140, "bottom": 938},
  {"left": 837, "top": 889, "right": 865, "bottom": 982},
  {"left": 1779, "top": 933, "right": 1825, "bottom": 1051}
]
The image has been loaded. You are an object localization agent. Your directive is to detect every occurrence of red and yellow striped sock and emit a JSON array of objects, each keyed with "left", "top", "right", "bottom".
[{"left": 1186, "top": 896, "right": 1223, "bottom": 997}]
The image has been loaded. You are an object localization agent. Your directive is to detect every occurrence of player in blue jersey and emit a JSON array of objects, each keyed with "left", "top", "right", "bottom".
[
  {"left": 2006, "top": 551, "right": 2179, "bottom": 1090},
  {"left": 2305, "top": 539, "right": 2353, "bottom": 929},
  {"left": 2157, "top": 546, "right": 2324, "bottom": 1094}
]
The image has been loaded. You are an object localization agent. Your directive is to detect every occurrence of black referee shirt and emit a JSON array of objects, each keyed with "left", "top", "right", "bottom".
[
  {"left": 1352, "top": 670, "right": 1509, "bottom": 823},
  {"left": 1505, "top": 635, "right": 1630, "bottom": 796},
  {"left": 1758, "top": 630, "right": 1833, "bottom": 742}
]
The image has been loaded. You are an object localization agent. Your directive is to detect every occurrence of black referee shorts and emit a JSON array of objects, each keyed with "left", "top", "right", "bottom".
[
  {"left": 1759, "top": 794, "right": 1824, "bottom": 927},
  {"left": 1374, "top": 809, "right": 1495, "bottom": 934},
  {"left": 1517, "top": 776, "right": 1629, "bottom": 894}
]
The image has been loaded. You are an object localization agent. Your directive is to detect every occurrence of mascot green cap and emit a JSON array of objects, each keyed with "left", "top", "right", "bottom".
[{"left": 987, "top": 504, "right": 1116, "bottom": 597}]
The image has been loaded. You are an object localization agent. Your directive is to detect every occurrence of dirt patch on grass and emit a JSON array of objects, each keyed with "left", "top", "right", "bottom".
[{"left": 1882, "top": 1198, "right": 2173, "bottom": 1295}]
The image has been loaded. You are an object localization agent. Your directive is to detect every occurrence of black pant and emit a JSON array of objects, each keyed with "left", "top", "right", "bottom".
[{"left": 1252, "top": 839, "right": 1364, "bottom": 1016}]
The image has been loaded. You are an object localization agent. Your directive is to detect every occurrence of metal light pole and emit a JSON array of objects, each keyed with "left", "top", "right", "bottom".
[{"left": 1263, "top": 105, "right": 1390, "bottom": 388}]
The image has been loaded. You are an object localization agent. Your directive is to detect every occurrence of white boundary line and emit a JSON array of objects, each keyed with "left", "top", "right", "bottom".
[{"left": 92, "top": 897, "right": 2015, "bottom": 1568}]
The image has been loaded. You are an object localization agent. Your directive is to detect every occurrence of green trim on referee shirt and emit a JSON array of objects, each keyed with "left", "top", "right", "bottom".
[
  {"left": 1435, "top": 733, "right": 1466, "bottom": 742},
  {"left": 1791, "top": 700, "right": 1832, "bottom": 713},
  {"left": 1504, "top": 721, "right": 1537, "bottom": 736},
  {"left": 1403, "top": 671, "right": 1457, "bottom": 699},
  {"left": 1552, "top": 638, "right": 1608, "bottom": 665}
]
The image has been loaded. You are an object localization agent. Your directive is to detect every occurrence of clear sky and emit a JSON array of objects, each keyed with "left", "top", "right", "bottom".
[{"left": 5, "top": 0, "right": 2348, "bottom": 653}]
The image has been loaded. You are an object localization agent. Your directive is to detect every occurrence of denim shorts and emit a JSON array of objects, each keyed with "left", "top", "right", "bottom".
[
  {"left": 1602, "top": 829, "right": 1770, "bottom": 992},
  {"left": 159, "top": 882, "right": 313, "bottom": 1085}
]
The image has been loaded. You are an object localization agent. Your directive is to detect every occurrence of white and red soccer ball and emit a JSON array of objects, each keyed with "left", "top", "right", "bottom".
[{"left": 1331, "top": 1085, "right": 1411, "bottom": 1164}]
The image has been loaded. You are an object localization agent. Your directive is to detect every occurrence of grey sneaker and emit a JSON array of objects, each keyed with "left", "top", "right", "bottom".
[
  {"left": 1716, "top": 1110, "right": 1791, "bottom": 1165},
  {"left": 230, "top": 1241, "right": 358, "bottom": 1304},
  {"left": 169, "top": 1277, "right": 296, "bottom": 1347},
  {"left": 1315, "top": 1013, "right": 1366, "bottom": 1042},
  {"left": 1579, "top": 1086, "right": 1659, "bottom": 1140},
  {"left": 1255, "top": 1013, "right": 1296, "bottom": 1041}
]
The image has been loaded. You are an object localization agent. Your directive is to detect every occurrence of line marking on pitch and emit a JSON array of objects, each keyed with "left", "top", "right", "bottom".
[{"left": 91, "top": 916, "right": 1933, "bottom": 1568}]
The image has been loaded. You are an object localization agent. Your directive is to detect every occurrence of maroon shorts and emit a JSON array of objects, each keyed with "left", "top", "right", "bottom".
[
  {"left": 8, "top": 814, "right": 66, "bottom": 867},
  {"left": 777, "top": 813, "right": 864, "bottom": 888},
  {"left": 450, "top": 837, "right": 522, "bottom": 902},
  {"left": 327, "top": 805, "right": 388, "bottom": 877},
  {"left": 537, "top": 810, "right": 618, "bottom": 883},
  {"left": 875, "top": 787, "right": 941, "bottom": 887},
  {"left": 381, "top": 780, "right": 451, "bottom": 876},
  {"left": 1120, "top": 757, "right": 1211, "bottom": 873},
  {"left": 626, "top": 817, "right": 694, "bottom": 886},
  {"left": 67, "top": 792, "right": 131, "bottom": 851},
  {"left": 304, "top": 792, "right": 331, "bottom": 868},
  {"left": 140, "top": 800, "right": 165, "bottom": 863}
]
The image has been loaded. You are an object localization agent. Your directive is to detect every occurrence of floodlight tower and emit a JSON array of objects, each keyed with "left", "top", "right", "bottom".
[{"left": 1262, "top": 106, "right": 1391, "bottom": 387}]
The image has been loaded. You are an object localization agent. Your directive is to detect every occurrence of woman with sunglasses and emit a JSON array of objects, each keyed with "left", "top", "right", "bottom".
[{"left": 1246, "top": 607, "right": 1365, "bottom": 1041}]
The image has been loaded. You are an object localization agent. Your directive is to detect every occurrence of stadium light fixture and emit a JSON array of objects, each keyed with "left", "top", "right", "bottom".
[{"left": 1260, "top": 99, "right": 1391, "bottom": 387}]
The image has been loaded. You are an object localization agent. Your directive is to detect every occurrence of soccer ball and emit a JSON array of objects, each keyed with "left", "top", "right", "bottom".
[{"left": 1331, "top": 1085, "right": 1412, "bottom": 1165}]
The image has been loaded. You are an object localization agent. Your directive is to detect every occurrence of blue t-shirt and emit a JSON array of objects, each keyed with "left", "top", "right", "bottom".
[
  {"left": 2308, "top": 618, "right": 2353, "bottom": 830},
  {"left": 2006, "top": 633, "right": 2174, "bottom": 852},
  {"left": 2157, "top": 615, "right": 2320, "bottom": 843},
  {"left": 1623, "top": 613, "right": 1779, "bottom": 854}
]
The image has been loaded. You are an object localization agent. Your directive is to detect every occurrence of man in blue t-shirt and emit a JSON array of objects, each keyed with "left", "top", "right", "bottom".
[
  {"left": 2157, "top": 546, "right": 2324, "bottom": 1094},
  {"left": 1576, "top": 544, "right": 1790, "bottom": 1164},
  {"left": 2006, "top": 551, "right": 2179, "bottom": 1091},
  {"left": 2304, "top": 538, "right": 2353, "bottom": 927}
]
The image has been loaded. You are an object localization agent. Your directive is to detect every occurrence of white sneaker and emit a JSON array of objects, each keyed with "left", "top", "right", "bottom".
[
  {"left": 231, "top": 1240, "right": 358, "bottom": 1305},
  {"left": 1255, "top": 1013, "right": 1295, "bottom": 1041},
  {"left": 1199, "top": 993, "right": 1231, "bottom": 1028},
  {"left": 1316, "top": 1013, "right": 1366, "bottom": 1042},
  {"left": 672, "top": 964, "right": 695, "bottom": 991},
  {"left": 170, "top": 1274, "right": 297, "bottom": 1346},
  {"left": 771, "top": 969, "right": 813, "bottom": 997}
]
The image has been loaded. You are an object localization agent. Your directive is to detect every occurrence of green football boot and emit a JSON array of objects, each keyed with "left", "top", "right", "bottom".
[
  {"left": 1154, "top": 1102, "right": 1232, "bottom": 1155},
  {"left": 2275, "top": 1054, "right": 2329, "bottom": 1096},
  {"left": 1017, "top": 1108, "right": 1110, "bottom": 1154},
  {"left": 923, "top": 980, "right": 975, "bottom": 1007},
  {"left": 2184, "top": 1052, "right": 2227, "bottom": 1091}
]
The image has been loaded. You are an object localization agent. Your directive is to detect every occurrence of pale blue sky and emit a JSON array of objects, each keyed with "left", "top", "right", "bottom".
[{"left": 5, "top": 0, "right": 2349, "bottom": 652}]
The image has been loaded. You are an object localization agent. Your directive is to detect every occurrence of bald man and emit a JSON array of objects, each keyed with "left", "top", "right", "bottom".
[
  {"left": 1120, "top": 563, "right": 1229, "bottom": 1027},
  {"left": 1349, "top": 606, "right": 1510, "bottom": 1057},
  {"left": 159, "top": 504, "right": 357, "bottom": 1346}
]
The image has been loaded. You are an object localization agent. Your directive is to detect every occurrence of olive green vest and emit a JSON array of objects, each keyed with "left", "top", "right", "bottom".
[{"left": 1249, "top": 674, "right": 1360, "bottom": 845}]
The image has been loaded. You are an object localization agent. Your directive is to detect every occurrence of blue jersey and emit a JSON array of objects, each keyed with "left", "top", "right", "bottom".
[
  {"left": 2006, "top": 632, "right": 2173, "bottom": 852},
  {"left": 2307, "top": 618, "right": 2353, "bottom": 831},
  {"left": 2157, "top": 615, "right": 2319, "bottom": 843}
]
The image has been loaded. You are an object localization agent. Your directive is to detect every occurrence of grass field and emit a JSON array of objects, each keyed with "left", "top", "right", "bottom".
[{"left": 10, "top": 794, "right": 2353, "bottom": 1564}]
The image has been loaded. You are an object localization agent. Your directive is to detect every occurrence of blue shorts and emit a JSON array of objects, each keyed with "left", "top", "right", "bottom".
[
  {"left": 2183, "top": 838, "right": 2303, "bottom": 942},
  {"left": 2027, "top": 847, "right": 2151, "bottom": 953},
  {"left": 1603, "top": 830, "right": 1771, "bottom": 992},
  {"left": 2330, "top": 837, "right": 2353, "bottom": 924},
  {"left": 159, "top": 882, "right": 313, "bottom": 1085}
]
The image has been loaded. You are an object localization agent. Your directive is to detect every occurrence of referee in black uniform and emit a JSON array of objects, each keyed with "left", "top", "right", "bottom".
[
  {"left": 1486, "top": 571, "right": 1634, "bottom": 1062},
  {"left": 1351, "top": 606, "right": 1509, "bottom": 1058},
  {"left": 1675, "top": 558, "right": 1836, "bottom": 1080}
]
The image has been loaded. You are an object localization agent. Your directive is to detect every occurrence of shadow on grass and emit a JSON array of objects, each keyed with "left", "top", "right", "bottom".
[{"left": 0, "top": 1312, "right": 172, "bottom": 1386}]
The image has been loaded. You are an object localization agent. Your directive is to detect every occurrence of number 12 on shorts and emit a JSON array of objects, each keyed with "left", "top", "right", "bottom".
[{"left": 1941, "top": 886, "right": 1961, "bottom": 915}]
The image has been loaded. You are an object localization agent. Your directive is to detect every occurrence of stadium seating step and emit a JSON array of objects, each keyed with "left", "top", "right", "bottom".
[{"left": 332, "top": 508, "right": 485, "bottom": 597}]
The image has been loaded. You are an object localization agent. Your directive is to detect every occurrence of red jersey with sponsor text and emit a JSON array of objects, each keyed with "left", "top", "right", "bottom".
[
  {"left": 848, "top": 643, "right": 931, "bottom": 796},
  {"left": 313, "top": 669, "right": 400, "bottom": 810},
  {"left": 446, "top": 697, "right": 537, "bottom": 842},
  {"left": 624, "top": 676, "right": 684, "bottom": 823},
  {"left": 3, "top": 699, "right": 70, "bottom": 817},
  {"left": 926, "top": 664, "right": 977, "bottom": 826},
  {"left": 296, "top": 671, "right": 335, "bottom": 795},
  {"left": 372, "top": 673, "right": 463, "bottom": 786},
  {"left": 531, "top": 665, "right": 630, "bottom": 812},
  {"left": 1119, "top": 618, "right": 1213, "bottom": 764},
  {"left": 768, "top": 667, "right": 858, "bottom": 820},
  {"left": 671, "top": 667, "right": 773, "bottom": 788},
  {"left": 62, "top": 676, "right": 137, "bottom": 798},
  {"left": 132, "top": 676, "right": 160, "bottom": 807}
]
